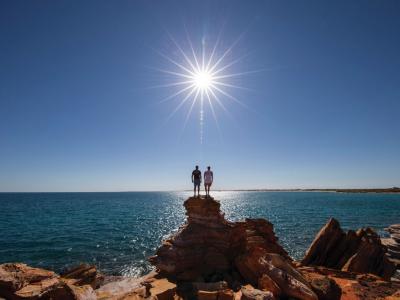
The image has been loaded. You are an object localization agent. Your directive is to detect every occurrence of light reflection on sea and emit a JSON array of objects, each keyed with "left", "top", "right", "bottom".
[{"left": 0, "top": 191, "right": 399, "bottom": 277}]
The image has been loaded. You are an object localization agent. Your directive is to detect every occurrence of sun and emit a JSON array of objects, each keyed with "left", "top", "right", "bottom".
[
  {"left": 192, "top": 70, "right": 213, "bottom": 91},
  {"left": 152, "top": 30, "right": 252, "bottom": 144}
]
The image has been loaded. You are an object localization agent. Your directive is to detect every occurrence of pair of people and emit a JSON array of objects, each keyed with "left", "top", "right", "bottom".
[{"left": 191, "top": 166, "right": 213, "bottom": 197}]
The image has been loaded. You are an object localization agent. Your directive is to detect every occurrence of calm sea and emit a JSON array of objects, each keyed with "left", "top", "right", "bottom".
[{"left": 1, "top": 191, "right": 399, "bottom": 277}]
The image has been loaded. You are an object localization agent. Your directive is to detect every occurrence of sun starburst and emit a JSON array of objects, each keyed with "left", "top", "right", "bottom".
[{"left": 153, "top": 30, "right": 251, "bottom": 144}]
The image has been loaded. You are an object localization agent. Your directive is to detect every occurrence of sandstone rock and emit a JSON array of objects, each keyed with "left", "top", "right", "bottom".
[
  {"left": 240, "top": 285, "right": 274, "bottom": 300},
  {"left": 235, "top": 248, "right": 317, "bottom": 300},
  {"left": 301, "top": 218, "right": 396, "bottom": 280},
  {"left": 218, "top": 289, "right": 235, "bottom": 300},
  {"left": 383, "top": 223, "right": 400, "bottom": 273},
  {"left": 192, "top": 281, "right": 228, "bottom": 291},
  {"left": 66, "top": 283, "right": 97, "bottom": 300},
  {"left": 257, "top": 274, "right": 280, "bottom": 297},
  {"left": 197, "top": 290, "right": 219, "bottom": 300},
  {"left": 299, "top": 265, "right": 400, "bottom": 300},
  {"left": 61, "top": 264, "right": 104, "bottom": 289},
  {"left": 300, "top": 268, "right": 341, "bottom": 300},
  {"left": 150, "top": 196, "right": 288, "bottom": 282},
  {"left": 0, "top": 263, "right": 57, "bottom": 294},
  {"left": 0, "top": 263, "right": 72, "bottom": 300},
  {"left": 148, "top": 278, "right": 176, "bottom": 300},
  {"left": 95, "top": 277, "right": 145, "bottom": 300}
]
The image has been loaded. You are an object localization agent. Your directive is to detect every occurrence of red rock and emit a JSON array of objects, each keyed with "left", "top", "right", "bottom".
[
  {"left": 299, "top": 268, "right": 341, "bottom": 300},
  {"left": 235, "top": 248, "right": 317, "bottom": 300},
  {"left": 301, "top": 218, "right": 396, "bottom": 280},
  {"left": 257, "top": 274, "right": 281, "bottom": 297},
  {"left": 149, "top": 278, "right": 176, "bottom": 300},
  {"left": 150, "top": 196, "right": 288, "bottom": 282},
  {"left": 218, "top": 289, "right": 235, "bottom": 300},
  {"left": 197, "top": 290, "right": 219, "bottom": 300},
  {"left": 61, "top": 264, "right": 104, "bottom": 289},
  {"left": 240, "top": 285, "right": 275, "bottom": 300},
  {"left": 0, "top": 263, "right": 57, "bottom": 294},
  {"left": 299, "top": 266, "right": 400, "bottom": 300}
]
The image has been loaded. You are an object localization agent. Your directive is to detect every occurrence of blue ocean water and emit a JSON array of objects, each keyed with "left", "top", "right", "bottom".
[{"left": 1, "top": 191, "right": 399, "bottom": 277}]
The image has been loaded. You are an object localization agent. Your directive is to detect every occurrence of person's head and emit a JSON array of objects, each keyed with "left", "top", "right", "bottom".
[
  {"left": 195, "top": 165, "right": 199, "bottom": 170},
  {"left": 207, "top": 166, "right": 211, "bottom": 170}
]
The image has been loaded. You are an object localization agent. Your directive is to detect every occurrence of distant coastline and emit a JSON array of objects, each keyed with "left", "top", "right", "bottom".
[{"left": 227, "top": 187, "right": 400, "bottom": 193}]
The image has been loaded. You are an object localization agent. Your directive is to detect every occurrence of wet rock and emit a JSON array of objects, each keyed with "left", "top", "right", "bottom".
[{"left": 301, "top": 218, "right": 396, "bottom": 280}]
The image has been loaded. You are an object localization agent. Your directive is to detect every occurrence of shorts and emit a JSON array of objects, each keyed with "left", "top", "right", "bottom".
[
  {"left": 193, "top": 179, "right": 201, "bottom": 187},
  {"left": 204, "top": 182, "right": 212, "bottom": 186}
]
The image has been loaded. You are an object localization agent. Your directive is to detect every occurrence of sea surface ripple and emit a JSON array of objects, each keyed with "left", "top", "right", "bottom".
[{"left": 0, "top": 191, "right": 399, "bottom": 276}]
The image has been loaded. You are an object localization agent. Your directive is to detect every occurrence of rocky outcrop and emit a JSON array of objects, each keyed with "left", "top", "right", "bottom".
[
  {"left": 150, "top": 197, "right": 289, "bottom": 282},
  {"left": 0, "top": 263, "right": 101, "bottom": 300},
  {"left": 301, "top": 218, "right": 396, "bottom": 280},
  {"left": 298, "top": 266, "right": 400, "bottom": 300},
  {"left": 150, "top": 196, "right": 316, "bottom": 299},
  {"left": 382, "top": 224, "right": 400, "bottom": 273}
]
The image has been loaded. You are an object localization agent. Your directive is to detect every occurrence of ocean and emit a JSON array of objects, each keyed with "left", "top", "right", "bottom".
[{"left": 1, "top": 191, "right": 399, "bottom": 277}]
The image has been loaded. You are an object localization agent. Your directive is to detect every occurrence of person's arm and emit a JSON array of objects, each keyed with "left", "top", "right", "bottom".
[
  {"left": 191, "top": 171, "right": 194, "bottom": 182},
  {"left": 211, "top": 171, "right": 214, "bottom": 183}
]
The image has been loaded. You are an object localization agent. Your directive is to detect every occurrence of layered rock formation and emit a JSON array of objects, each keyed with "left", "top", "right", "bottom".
[
  {"left": 149, "top": 196, "right": 318, "bottom": 299},
  {"left": 1, "top": 196, "right": 400, "bottom": 300},
  {"left": 382, "top": 224, "right": 400, "bottom": 271},
  {"left": 300, "top": 218, "right": 396, "bottom": 280}
]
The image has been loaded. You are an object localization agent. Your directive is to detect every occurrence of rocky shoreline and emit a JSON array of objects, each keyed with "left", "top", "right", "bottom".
[{"left": 1, "top": 196, "right": 399, "bottom": 299}]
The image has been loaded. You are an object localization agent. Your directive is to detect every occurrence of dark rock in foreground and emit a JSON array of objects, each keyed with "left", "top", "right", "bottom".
[{"left": 300, "top": 218, "right": 396, "bottom": 280}]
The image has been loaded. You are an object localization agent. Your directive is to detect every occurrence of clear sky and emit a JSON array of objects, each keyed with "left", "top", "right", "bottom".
[{"left": 1, "top": 1, "right": 399, "bottom": 192}]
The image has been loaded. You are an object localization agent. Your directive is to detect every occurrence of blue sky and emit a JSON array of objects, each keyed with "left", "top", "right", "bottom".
[{"left": 1, "top": 1, "right": 399, "bottom": 192}]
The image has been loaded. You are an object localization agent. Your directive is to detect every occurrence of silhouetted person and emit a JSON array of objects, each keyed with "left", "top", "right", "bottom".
[
  {"left": 204, "top": 166, "right": 213, "bottom": 197},
  {"left": 191, "top": 166, "right": 201, "bottom": 197}
]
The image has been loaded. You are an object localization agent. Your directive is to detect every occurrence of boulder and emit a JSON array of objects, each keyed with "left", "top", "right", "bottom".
[
  {"left": 218, "top": 289, "right": 235, "bottom": 300},
  {"left": 240, "top": 285, "right": 275, "bottom": 300},
  {"left": 0, "top": 263, "right": 74, "bottom": 300},
  {"left": 299, "top": 268, "right": 341, "bottom": 300},
  {"left": 61, "top": 264, "right": 104, "bottom": 289},
  {"left": 301, "top": 218, "right": 396, "bottom": 280},
  {"left": 0, "top": 263, "right": 57, "bottom": 294},
  {"left": 235, "top": 248, "right": 317, "bottom": 300}
]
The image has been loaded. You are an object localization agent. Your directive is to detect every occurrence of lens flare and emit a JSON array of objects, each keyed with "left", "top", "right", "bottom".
[{"left": 152, "top": 30, "right": 254, "bottom": 144}]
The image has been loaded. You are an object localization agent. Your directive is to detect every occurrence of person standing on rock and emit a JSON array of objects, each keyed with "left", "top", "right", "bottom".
[
  {"left": 204, "top": 166, "right": 213, "bottom": 197},
  {"left": 192, "top": 166, "right": 202, "bottom": 197}
]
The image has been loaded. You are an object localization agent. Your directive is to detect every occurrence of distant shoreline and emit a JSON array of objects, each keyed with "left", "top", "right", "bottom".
[
  {"left": 1, "top": 188, "right": 399, "bottom": 193},
  {"left": 225, "top": 188, "right": 400, "bottom": 193}
]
